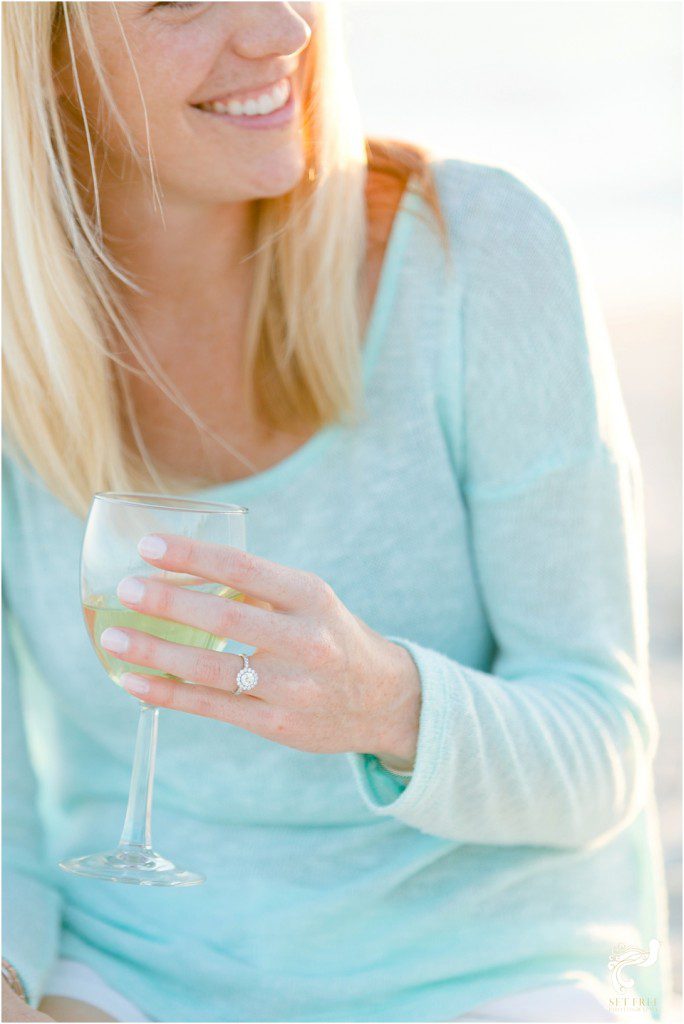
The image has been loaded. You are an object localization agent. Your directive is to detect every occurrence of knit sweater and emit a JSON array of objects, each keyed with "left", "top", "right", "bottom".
[{"left": 2, "top": 156, "right": 672, "bottom": 1022}]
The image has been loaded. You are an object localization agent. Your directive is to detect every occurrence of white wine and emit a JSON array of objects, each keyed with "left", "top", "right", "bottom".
[
  {"left": 65, "top": 492, "right": 248, "bottom": 885},
  {"left": 83, "top": 584, "right": 244, "bottom": 687}
]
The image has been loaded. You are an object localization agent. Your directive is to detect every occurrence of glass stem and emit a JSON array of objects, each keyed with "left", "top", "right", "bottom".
[{"left": 118, "top": 702, "right": 159, "bottom": 850}]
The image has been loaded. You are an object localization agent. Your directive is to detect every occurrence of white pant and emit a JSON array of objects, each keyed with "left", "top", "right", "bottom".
[
  {"left": 45, "top": 959, "right": 152, "bottom": 1022},
  {"left": 451, "top": 979, "right": 635, "bottom": 1021},
  {"left": 45, "top": 957, "right": 642, "bottom": 1022}
]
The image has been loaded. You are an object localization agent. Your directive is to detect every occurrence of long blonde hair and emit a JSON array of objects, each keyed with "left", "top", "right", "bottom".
[{"left": 2, "top": 2, "right": 446, "bottom": 520}]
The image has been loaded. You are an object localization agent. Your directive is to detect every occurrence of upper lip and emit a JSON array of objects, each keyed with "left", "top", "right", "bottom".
[{"left": 196, "top": 75, "right": 291, "bottom": 107}]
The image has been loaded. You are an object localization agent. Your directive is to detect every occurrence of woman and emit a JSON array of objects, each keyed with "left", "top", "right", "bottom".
[{"left": 1, "top": 2, "right": 670, "bottom": 1022}]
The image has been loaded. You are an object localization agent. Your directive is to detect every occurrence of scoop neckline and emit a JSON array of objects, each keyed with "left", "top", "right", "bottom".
[{"left": 185, "top": 176, "right": 421, "bottom": 504}]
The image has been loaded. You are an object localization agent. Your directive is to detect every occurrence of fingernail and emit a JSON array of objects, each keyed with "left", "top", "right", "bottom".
[
  {"left": 100, "top": 627, "right": 129, "bottom": 654},
  {"left": 121, "top": 673, "right": 150, "bottom": 696},
  {"left": 138, "top": 535, "right": 167, "bottom": 560},
  {"left": 117, "top": 577, "right": 146, "bottom": 604}
]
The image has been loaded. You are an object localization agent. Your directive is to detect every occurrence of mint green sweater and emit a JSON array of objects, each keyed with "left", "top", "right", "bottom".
[{"left": 2, "top": 158, "right": 672, "bottom": 1022}]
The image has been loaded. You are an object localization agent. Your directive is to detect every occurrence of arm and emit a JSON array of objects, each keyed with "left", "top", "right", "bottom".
[
  {"left": 347, "top": 165, "right": 659, "bottom": 850},
  {"left": 2, "top": 977, "right": 53, "bottom": 1022},
  {"left": 2, "top": 977, "right": 114, "bottom": 1023},
  {"left": 2, "top": 582, "right": 62, "bottom": 1007},
  {"left": 37, "top": 996, "right": 115, "bottom": 1022}
]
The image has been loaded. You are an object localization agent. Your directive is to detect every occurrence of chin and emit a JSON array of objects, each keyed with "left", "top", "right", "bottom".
[
  {"left": 167, "top": 152, "right": 307, "bottom": 205},
  {"left": 248, "top": 150, "right": 308, "bottom": 199}
]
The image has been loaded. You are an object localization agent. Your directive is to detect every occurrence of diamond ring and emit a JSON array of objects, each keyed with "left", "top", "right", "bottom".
[{"left": 234, "top": 654, "right": 259, "bottom": 695}]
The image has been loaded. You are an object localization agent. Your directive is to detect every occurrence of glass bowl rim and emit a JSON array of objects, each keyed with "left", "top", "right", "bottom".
[{"left": 93, "top": 491, "right": 249, "bottom": 515}]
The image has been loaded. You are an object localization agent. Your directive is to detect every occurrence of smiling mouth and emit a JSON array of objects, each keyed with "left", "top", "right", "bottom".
[{"left": 193, "top": 77, "right": 291, "bottom": 118}]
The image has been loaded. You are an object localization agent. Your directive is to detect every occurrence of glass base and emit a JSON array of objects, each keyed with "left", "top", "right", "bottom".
[{"left": 59, "top": 844, "right": 205, "bottom": 887}]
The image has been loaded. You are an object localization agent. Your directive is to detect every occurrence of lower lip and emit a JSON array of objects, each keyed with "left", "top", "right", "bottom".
[{"left": 192, "top": 89, "right": 296, "bottom": 131}]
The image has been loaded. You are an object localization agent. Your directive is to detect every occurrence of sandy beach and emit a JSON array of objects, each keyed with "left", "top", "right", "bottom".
[{"left": 607, "top": 303, "right": 682, "bottom": 1005}]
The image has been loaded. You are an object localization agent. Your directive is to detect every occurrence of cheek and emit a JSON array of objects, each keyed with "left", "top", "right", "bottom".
[
  {"left": 130, "top": 40, "right": 216, "bottom": 141},
  {"left": 67, "top": 47, "right": 144, "bottom": 154},
  {"left": 138, "top": 38, "right": 205, "bottom": 102},
  {"left": 83, "top": 31, "right": 212, "bottom": 155}
]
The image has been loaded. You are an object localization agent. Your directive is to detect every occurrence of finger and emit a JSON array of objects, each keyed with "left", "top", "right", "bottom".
[
  {"left": 143, "top": 571, "right": 274, "bottom": 608},
  {"left": 116, "top": 574, "right": 310, "bottom": 658},
  {"left": 100, "top": 625, "right": 279, "bottom": 697},
  {"left": 135, "top": 533, "right": 329, "bottom": 612},
  {"left": 119, "top": 671, "right": 291, "bottom": 742}
]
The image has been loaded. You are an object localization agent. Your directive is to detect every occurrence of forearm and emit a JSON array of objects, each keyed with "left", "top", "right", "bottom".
[
  {"left": 2, "top": 976, "right": 52, "bottom": 1022},
  {"left": 366, "top": 639, "right": 422, "bottom": 772},
  {"left": 2, "top": 966, "right": 117, "bottom": 1023},
  {"left": 37, "top": 995, "right": 116, "bottom": 1023},
  {"left": 350, "top": 633, "right": 656, "bottom": 849}
]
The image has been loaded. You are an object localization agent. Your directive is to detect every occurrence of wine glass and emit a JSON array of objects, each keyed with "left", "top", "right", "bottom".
[{"left": 59, "top": 492, "right": 248, "bottom": 886}]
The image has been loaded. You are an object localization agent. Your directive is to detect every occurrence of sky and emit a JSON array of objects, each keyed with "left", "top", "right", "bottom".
[{"left": 342, "top": 0, "right": 681, "bottom": 313}]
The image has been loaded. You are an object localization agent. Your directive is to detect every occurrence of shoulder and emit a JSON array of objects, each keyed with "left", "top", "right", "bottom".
[
  {"left": 426, "top": 156, "right": 581, "bottom": 285},
  {"left": 425, "top": 161, "right": 624, "bottom": 489},
  {"left": 428, "top": 155, "right": 571, "bottom": 236}
]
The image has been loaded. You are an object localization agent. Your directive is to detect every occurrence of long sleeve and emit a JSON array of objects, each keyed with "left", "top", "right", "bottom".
[
  {"left": 347, "top": 165, "right": 659, "bottom": 851},
  {"left": 2, "top": 578, "right": 63, "bottom": 1003}
]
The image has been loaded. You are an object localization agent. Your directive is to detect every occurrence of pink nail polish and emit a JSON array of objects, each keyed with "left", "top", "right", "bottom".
[
  {"left": 121, "top": 673, "right": 150, "bottom": 696},
  {"left": 117, "top": 577, "right": 146, "bottom": 604},
  {"left": 138, "top": 535, "right": 167, "bottom": 559},
  {"left": 100, "top": 627, "right": 129, "bottom": 653}
]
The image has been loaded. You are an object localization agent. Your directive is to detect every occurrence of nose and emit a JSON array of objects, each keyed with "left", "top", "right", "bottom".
[{"left": 230, "top": 2, "right": 312, "bottom": 60}]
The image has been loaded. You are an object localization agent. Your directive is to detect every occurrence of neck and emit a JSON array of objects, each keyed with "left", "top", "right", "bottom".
[
  {"left": 92, "top": 173, "right": 259, "bottom": 372},
  {"left": 100, "top": 178, "right": 258, "bottom": 308}
]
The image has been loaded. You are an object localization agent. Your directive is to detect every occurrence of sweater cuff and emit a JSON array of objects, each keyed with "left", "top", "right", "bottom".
[
  {"left": 2, "top": 867, "right": 62, "bottom": 1007},
  {"left": 346, "top": 635, "right": 454, "bottom": 831}
]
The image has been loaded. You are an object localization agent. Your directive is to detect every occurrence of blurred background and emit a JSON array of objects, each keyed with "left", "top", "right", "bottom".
[{"left": 343, "top": 0, "right": 682, "bottom": 1010}]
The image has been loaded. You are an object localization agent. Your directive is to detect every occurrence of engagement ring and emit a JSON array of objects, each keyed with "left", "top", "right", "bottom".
[{"left": 234, "top": 654, "right": 259, "bottom": 695}]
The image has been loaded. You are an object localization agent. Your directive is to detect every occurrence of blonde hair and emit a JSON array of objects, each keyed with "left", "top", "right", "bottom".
[{"left": 2, "top": 1, "right": 447, "bottom": 520}]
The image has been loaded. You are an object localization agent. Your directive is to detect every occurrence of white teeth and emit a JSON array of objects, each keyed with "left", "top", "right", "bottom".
[{"left": 201, "top": 78, "right": 290, "bottom": 117}]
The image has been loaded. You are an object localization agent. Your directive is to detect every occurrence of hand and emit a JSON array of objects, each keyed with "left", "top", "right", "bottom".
[
  {"left": 104, "top": 534, "right": 422, "bottom": 768},
  {"left": 2, "top": 978, "right": 53, "bottom": 1022}
]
